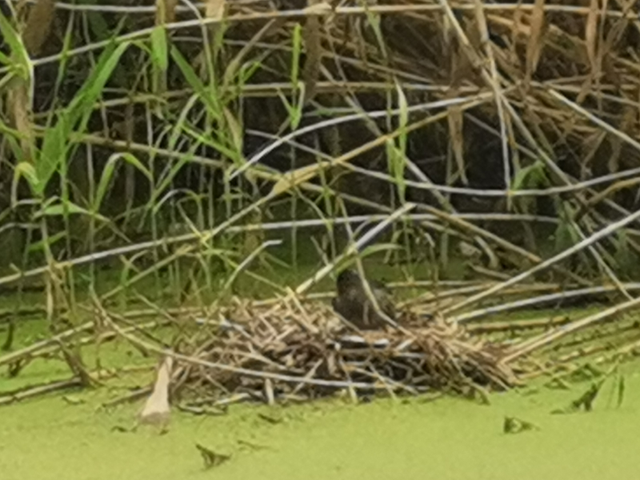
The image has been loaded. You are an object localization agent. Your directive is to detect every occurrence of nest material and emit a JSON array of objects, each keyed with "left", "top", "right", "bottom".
[{"left": 176, "top": 302, "right": 517, "bottom": 404}]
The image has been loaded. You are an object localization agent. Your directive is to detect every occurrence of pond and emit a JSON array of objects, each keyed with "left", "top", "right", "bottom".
[{"left": 1, "top": 363, "right": 638, "bottom": 480}]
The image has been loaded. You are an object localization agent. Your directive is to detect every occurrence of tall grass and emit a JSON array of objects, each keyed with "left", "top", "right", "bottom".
[{"left": 0, "top": 0, "right": 639, "bottom": 342}]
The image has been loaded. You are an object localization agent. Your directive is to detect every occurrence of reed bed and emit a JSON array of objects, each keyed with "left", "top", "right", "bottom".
[{"left": 2, "top": 0, "right": 640, "bottom": 409}]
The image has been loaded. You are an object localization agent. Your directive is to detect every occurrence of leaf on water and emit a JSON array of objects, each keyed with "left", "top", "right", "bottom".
[
  {"left": 552, "top": 381, "right": 603, "bottom": 414},
  {"left": 177, "top": 403, "right": 228, "bottom": 416},
  {"left": 237, "top": 439, "right": 272, "bottom": 451},
  {"left": 62, "top": 395, "right": 85, "bottom": 405},
  {"left": 543, "top": 377, "right": 571, "bottom": 390},
  {"left": 258, "top": 412, "right": 284, "bottom": 424},
  {"left": 111, "top": 425, "right": 133, "bottom": 433},
  {"left": 503, "top": 416, "right": 540, "bottom": 434},
  {"left": 616, "top": 375, "right": 625, "bottom": 409},
  {"left": 195, "top": 443, "right": 231, "bottom": 469}
]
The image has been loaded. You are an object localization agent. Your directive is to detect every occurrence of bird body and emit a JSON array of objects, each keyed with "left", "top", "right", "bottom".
[{"left": 331, "top": 269, "right": 395, "bottom": 329}]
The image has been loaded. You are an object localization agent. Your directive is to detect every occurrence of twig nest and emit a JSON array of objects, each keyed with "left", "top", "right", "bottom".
[{"left": 173, "top": 301, "right": 516, "bottom": 405}]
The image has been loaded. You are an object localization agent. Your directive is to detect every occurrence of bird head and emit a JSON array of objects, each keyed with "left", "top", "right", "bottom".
[{"left": 335, "top": 268, "right": 360, "bottom": 295}]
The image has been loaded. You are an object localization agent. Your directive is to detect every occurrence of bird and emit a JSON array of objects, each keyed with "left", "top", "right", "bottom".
[{"left": 331, "top": 269, "right": 396, "bottom": 329}]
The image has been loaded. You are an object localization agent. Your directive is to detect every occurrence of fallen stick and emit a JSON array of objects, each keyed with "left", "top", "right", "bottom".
[{"left": 0, "top": 378, "right": 83, "bottom": 406}]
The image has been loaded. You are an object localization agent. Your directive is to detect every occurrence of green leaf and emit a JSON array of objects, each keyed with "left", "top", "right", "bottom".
[
  {"left": 291, "top": 23, "right": 302, "bottom": 87},
  {"left": 36, "top": 200, "right": 109, "bottom": 222},
  {"left": 28, "top": 231, "right": 66, "bottom": 253},
  {"left": 277, "top": 90, "right": 302, "bottom": 132},
  {"left": 35, "top": 41, "right": 130, "bottom": 195},
  {"left": 512, "top": 160, "right": 550, "bottom": 191},
  {"left": 171, "top": 45, "right": 221, "bottom": 121},
  {"left": 37, "top": 119, "right": 67, "bottom": 196},
  {"left": 0, "top": 10, "right": 30, "bottom": 80},
  {"left": 396, "top": 82, "right": 408, "bottom": 154},
  {"left": 67, "top": 41, "right": 130, "bottom": 129},
  {"left": 150, "top": 26, "right": 168, "bottom": 71},
  {"left": 360, "top": 243, "right": 402, "bottom": 258},
  {"left": 0, "top": 50, "right": 12, "bottom": 65},
  {"left": 94, "top": 153, "right": 152, "bottom": 213},
  {"left": 13, "top": 161, "right": 40, "bottom": 191}
]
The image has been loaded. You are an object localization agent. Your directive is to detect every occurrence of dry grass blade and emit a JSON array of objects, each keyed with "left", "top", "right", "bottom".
[
  {"left": 22, "top": 0, "right": 54, "bottom": 56},
  {"left": 301, "top": 0, "right": 327, "bottom": 105},
  {"left": 206, "top": 0, "right": 226, "bottom": 22},
  {"left": 8, "top": 82, "right": 33, "bottom": 160},
  {"left": 585, "top": 0, "right": 599, "bottom": 69},
  {"left": 156, "top": 0, "right": 179, "bottom": 25},
  {"left": 525, "top": 0, "right": 547, "bottom": 88},
  {"left": 447, "top": 105, "right": 467, "bottom": 185}
]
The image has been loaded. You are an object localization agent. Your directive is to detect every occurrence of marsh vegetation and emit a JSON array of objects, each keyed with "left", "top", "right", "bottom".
[{"left": 2, "top": 0, "right": 640, "bottom": 477}]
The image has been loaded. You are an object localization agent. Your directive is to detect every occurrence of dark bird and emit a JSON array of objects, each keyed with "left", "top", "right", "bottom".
[{"left": 331, "top": 269, "right": 396, "bottom": 329}]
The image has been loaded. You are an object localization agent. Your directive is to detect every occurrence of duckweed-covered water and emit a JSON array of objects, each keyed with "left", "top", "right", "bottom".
[
  {"left": 0, "top": 268, "right": 635, "bottom": 480},
  {"left": 1, "top": 364, "right": 639, "bottom": 480}
]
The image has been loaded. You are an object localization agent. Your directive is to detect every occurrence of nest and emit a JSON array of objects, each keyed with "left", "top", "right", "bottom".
[{"left": 172, "top": 301, "right": 517, "bottom": 405}]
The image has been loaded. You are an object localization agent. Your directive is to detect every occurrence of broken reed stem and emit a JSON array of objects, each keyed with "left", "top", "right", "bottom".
[
  {"left": 0, "top": 321, "right": 93, "bottom": 368},
  {"left": 504, "top": 294, "right": 640, "bottom": 363},
  {"left": 443, "top": 208, "right": 640, "bottom": 316},
  {"left": 452, "top": 283, "right": 640, "bottom": 323},
  {"left": 466, "top": 315, "right": 572, "bottom": 334},
  {"left": 400, "top": 282, "right": 573, "bottom": 309},
  {"left": 0, "top": 319, "right": 165, "bottom": 369},
  {"left": 0, "top": 378, "right": 83, "bottom": 406},
  {"left": 522, "top": 331, "right": 640, "bottom": 383}
]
